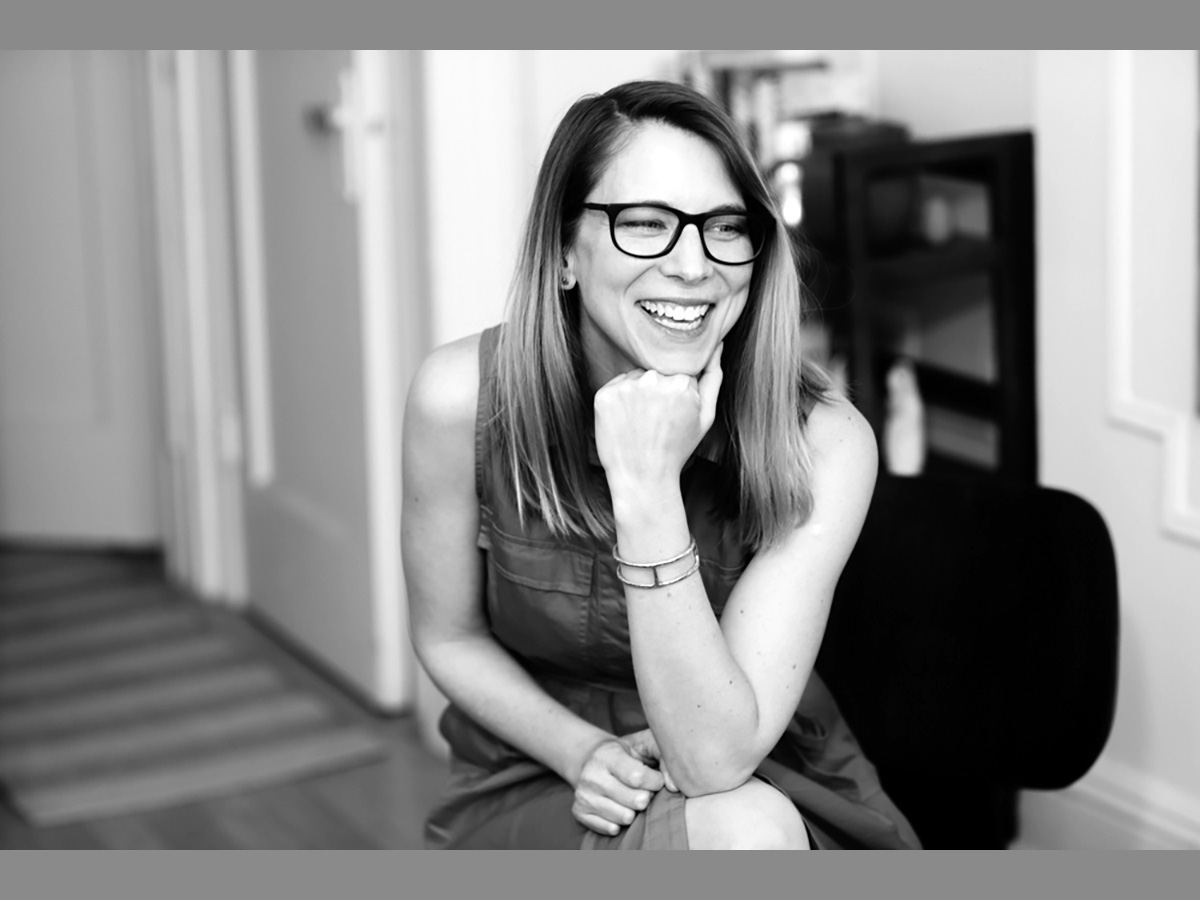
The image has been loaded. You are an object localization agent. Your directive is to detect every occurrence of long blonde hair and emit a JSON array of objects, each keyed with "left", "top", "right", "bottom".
[{"left": 494, "top": 80, "right": 830, "bottom": 551}]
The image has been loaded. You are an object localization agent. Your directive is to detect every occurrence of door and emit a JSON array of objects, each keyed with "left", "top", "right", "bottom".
[
  {"left": 230, "top": 51, "right": 413, "bottom": 711},
  {"left": 0, "top": 51, "right": 160, "bottom": 546}
]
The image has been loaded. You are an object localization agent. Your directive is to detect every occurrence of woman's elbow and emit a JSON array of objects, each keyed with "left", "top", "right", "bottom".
[{"left": 668, "top": 751, "right": 760, "bottom": 798}]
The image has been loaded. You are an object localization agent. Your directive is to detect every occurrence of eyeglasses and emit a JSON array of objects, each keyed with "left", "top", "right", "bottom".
[{"left": 582, "top": 202, "right": 766, "bottom": 266}]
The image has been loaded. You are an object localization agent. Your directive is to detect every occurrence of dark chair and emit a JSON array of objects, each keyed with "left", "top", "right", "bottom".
[{"left": 816, "top": 473, "right": 1120, "bottom": 849}]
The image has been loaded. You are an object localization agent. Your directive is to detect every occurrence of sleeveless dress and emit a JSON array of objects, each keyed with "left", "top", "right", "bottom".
[{"left": 424, "top": 326, "right": 921, "bottom": 850}]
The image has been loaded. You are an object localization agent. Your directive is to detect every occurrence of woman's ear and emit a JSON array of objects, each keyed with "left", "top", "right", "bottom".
[{"left": 560, "top": 254, "right": 577, "bottom": 290}]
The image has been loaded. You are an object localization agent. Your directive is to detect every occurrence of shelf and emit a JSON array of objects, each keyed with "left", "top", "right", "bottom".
[
  {"left": 922, "top": 450, "right": 999, "bottom": 481},
  {"left": 812, "top": 130, "right": 1036, "bottom": 483},
  {"left": 866, "top": 237, "right": 1000, "bottom": 288},
  {"left": 876, "top": 353, "right": 1000, "bottom": 418}
]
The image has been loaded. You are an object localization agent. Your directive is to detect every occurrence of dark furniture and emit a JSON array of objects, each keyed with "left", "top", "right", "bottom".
[
  {"left": 817, "top": 473, "right": 1120, "bottom": 849},
  {"left": 803, "top": 131, "right": 1037, "bottom": 483}
]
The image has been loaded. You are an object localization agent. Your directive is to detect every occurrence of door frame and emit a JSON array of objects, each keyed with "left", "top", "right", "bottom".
[
  {"left": 147, "top": 49, "right": 428, "bottom": 707},
  {"left": 146, "top": 50, "right": 247, "bottom": 604}
]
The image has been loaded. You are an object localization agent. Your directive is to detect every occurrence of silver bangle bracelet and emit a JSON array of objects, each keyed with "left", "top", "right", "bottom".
[{"left": 612, "top": 536, "right": 700, "bottom": 589}]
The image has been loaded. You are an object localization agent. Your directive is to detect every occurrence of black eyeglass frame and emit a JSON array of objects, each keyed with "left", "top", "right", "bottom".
[{"left": 581, "top": 202, "right": 767, "bottom": 266}]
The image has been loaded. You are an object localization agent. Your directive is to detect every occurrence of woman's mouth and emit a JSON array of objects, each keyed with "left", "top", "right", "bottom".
[{"left": 637, "top": 300, "right": 713, "bottom": 334}]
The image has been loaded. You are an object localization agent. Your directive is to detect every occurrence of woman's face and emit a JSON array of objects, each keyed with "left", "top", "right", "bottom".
[{"left": 565, "top": 122, "right": 754, "bottom": 389}]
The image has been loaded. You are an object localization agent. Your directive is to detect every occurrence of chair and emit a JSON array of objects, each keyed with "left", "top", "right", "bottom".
[{"left": 816, "top": 473, "right": 1120, "bottom": 849}]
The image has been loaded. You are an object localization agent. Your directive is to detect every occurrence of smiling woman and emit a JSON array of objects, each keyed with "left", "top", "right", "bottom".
[
  {"left": 400, "top": 80, "right": 920, "bottom": 850},
  {"left": 567, "top": 124, "right": 756, "bottom": 386}
]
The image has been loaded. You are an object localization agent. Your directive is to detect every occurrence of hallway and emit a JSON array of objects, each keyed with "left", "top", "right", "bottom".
[{"left": 0, "top": 547, "right": 448, "bottom": 849}]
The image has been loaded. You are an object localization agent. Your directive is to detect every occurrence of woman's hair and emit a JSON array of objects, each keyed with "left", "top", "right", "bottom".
[{"left": 494, "top": 79, "right": 831, "bottom": 551}]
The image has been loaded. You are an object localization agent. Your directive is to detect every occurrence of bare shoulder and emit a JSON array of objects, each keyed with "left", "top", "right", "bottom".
[
  {"left": 806, "top": 394, "right": 878, "bottom": 465},
  {"left": 405, "top": 332, "right": 483, "bottom": 434},
  {"left": 804, "top": 394, "right": 879, "bottom": 513}
]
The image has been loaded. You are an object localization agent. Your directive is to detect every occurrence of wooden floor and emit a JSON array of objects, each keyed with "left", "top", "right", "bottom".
[{"left": 0, "top": 547, "right": 450, "bottom": 849}]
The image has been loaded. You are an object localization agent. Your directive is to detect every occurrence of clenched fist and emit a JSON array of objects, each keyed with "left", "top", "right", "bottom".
[
  {"left": 572, "top": 729, "right": 679, "bottom": 836},
  {"left": 593, "top": 343, "right": 724, "bottom": 495}
]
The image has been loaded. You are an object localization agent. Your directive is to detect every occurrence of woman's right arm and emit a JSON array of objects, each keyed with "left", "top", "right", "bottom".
[{"left": 401, "top": 335, "right": 664, "bottom": 833}]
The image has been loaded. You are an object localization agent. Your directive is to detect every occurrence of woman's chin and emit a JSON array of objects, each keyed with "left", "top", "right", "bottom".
[{"left": 642, "top": 350, "right": 712, "bottom": 378}]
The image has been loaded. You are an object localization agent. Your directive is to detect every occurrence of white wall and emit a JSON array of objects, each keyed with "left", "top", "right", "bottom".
[
  {"left": 876, "top": 50, "right": 1035, "bottom": 138},
  {"left": 1018, "top": 50, "right": 1200, "bottom": 849},
  {"left": 421, "top": 50, "right": 681, "bottom": 350}
]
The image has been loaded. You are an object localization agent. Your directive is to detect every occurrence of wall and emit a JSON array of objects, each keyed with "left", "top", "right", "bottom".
[
  {"left": 876, "top": 50, "right": 1035, "bottom": 139},
  {"left": 1018, "top": 50, "right": 1200, "bottom": 849}
]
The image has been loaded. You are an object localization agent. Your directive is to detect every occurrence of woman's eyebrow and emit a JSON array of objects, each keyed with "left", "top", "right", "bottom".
[
  {"left": 703, "top": 203, "right": 748, "bottom": 215},
  {"left": 629, "top": 200, "right": 749, "bottom": 215}
]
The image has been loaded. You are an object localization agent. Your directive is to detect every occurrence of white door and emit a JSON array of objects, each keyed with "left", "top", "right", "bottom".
[
  {"left": 0, "top": 51, "right": 160, "bottom": 546},
  {"left": 230, "top": 51, "right": 413, "bottom": 711}
]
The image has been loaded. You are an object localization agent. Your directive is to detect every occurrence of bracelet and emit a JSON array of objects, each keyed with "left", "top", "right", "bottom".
[{"left": 612, "top": 536, "right": 700, "bottom": 589}]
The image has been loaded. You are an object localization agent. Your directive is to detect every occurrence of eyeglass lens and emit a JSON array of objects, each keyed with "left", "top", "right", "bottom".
[{"left": 611, "top": 206, "right": 761, "bottom": 264}]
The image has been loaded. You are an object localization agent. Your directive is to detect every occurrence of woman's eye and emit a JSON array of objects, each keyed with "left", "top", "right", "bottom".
[
  {"left": 619, "top": 216, "right": 669, "bottom": 232},
  {"left": 706, "top": 217, "right": 749, "bottom": 239}
]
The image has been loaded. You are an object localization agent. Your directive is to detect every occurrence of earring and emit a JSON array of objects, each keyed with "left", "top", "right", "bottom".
[{"left": 561, "top": 273, "right": 574, "bottom": 289}]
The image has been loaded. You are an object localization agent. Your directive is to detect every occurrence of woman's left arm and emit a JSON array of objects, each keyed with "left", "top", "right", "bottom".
[{"left": 600, "top": 364, "right": 877, "bottom": 797}]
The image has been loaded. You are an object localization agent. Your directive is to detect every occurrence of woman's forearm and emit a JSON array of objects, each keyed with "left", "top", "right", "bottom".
[
  {"left": 612, "top": 484, "right": 765, "bottom": 794},
  {"left": 415, "top": 631, "right": 613, "bottom": 787}
]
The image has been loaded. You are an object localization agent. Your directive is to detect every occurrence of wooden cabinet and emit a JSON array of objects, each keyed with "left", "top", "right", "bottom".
[{"left": 803, "top": 131, "right": 1037, "bottom": 483}]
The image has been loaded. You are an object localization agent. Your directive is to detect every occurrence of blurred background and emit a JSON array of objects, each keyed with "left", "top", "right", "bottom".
[{"left": 1, "top": 50, "right": 1198, "bottom": 849}]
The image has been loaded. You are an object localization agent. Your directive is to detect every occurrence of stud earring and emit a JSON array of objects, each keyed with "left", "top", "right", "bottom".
[{"left": 561, "top": 273, "right": 574, "bottom": 289}]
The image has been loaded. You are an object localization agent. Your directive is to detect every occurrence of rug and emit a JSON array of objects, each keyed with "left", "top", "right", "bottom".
[{"left": 0, "top": 551, "right": 388, "bottom": 828}]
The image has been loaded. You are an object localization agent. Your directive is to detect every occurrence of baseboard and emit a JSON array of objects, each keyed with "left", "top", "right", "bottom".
[{"left": 1014, "top": 758, "right": 1200, "bottom": 849}]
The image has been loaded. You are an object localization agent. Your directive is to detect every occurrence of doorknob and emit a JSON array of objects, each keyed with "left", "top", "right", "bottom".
[
  {"left": 304, "top": 69, "right": 359, "bottom": 202},
  {"left": 305, "top": 102, "right": 350, "bottom": 135}
]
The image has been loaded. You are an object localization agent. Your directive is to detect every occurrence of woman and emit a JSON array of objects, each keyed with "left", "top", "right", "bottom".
[{"left": 401, "top": 80, "right": 920, "bottom": 849}]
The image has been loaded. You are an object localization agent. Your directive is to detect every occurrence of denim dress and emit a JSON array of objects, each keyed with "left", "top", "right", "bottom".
[{"left": 423, "top": 325, "right": 920, "bottom": 850}]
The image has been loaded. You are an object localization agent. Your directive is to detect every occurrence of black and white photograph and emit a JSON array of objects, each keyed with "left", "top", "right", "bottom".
[{"left": 0, "top": 49, "right": 1196, "bottom": 851}]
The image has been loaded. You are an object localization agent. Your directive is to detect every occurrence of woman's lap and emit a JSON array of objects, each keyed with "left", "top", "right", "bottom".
[
  {"left": 440, "top": 770, "right": 818, "bottom": 850},
  {"left": 444, "top": 775, "right": 588, "bottom": 849}
]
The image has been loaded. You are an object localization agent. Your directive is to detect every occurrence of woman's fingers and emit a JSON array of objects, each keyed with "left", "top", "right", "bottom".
[
  {"left": 619, "top": 727, "right": 679, "bottom": 793},
  {"left": 577, "top": 789, "right": 640, "bottom": 824},
  {"left": 610, "top": 747, "right": 666, "bottom": 794},
  {"left": 574, "top": 810, "right": 625, "bottom": 837},
  {"left": 590, "top": 742, "right": 661, "bottom": 803},
  {"left": 593, "top": 346, "right": 725, "bottom": 484},
  {"left": 572, "top": 784, "right": 642, "bottom": 835},
  {"left": 572, "top": 739, "right": 662, "bottom": 835},
  {"left": 661, "top": 763, "right": 679, "bottom": 793}
]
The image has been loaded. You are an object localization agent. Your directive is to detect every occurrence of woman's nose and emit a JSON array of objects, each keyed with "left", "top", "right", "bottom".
[{"left": 661, "top": 223, "right": 711, "bottom": 281}]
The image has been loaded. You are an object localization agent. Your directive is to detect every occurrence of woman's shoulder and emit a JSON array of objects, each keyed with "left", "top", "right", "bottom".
[
  {"left": 405, "top": 331, "right": 485, "bottom": 435},
  {"left": 804, "top": 393, "right": 879, "bottom": 491}
]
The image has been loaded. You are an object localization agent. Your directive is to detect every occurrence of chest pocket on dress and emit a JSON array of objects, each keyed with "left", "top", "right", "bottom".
[{"left": 484, "top": 527, "right": 596, "bottom": 674}]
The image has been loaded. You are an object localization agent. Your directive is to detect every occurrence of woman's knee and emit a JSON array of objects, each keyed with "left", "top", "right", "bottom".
[{"left": 685, "top": 778, "right": 810, "bottom": 850}]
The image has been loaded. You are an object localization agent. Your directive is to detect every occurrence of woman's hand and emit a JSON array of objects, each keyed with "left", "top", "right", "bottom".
[
  {"left": 620, "top": 727, "right": 679, "bottom": 793},
  {"left": 594, "top": 343, "right": 724, "bottom": 493},
  {"left": 571, "top": 732, "right": 674, "bottom": 836}
]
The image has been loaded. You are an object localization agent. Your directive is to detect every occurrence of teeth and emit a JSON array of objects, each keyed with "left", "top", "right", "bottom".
[{"left": 640, "top": 301, "right": 709, "bottom": 322}]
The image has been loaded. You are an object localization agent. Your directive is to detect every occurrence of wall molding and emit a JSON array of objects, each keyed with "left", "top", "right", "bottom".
[
  {"left": 228, "top": 51, "right": 275, "bottom": 490},
  {"left": 146, "top": 51, "right": 248, "bottom": 603},
  {"left": 1106, "top": 50, "right": 1200, "bottom": 546},
  {"left": 354, "top": 50, "right": 411, "bottom": 709}
]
